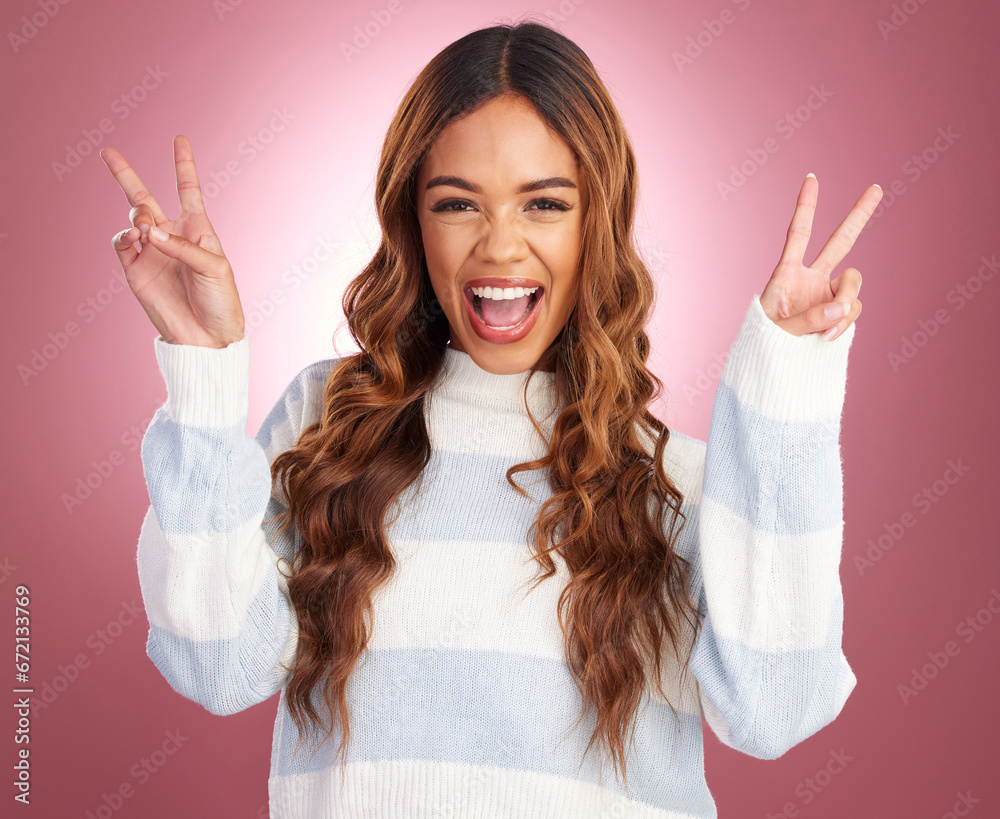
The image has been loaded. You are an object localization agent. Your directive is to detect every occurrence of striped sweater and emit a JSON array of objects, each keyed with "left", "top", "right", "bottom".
[{"left": 135, "top": 295, "right": 857, "bottom": 818}]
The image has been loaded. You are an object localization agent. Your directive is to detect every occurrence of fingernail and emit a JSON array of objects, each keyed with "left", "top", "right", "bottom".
[
  {"left": 806, "top": 172, "right": 816, "bottom": 180},
  {"left": 823, "top": 325, "right": 841, "bottom": 342},
  {"left": 140, "top": 223, "right": 150, "bottom": 237},
  {"left": 824, "top": 302, "right": 847, "bottom": 321},
  {"left": 150, "top": 226, "right": 168, "bottom": 241}
]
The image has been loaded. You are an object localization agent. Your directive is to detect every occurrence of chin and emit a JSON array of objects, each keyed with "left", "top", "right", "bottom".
[{"left": 459, "top": 341, "right": 545, "bottom": 375}]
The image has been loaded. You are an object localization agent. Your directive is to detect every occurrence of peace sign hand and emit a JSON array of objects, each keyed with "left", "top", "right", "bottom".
[
  {"left": 760, "top": 175, "right": 883, "bottom": 342},
  {"left": 100, "top": 135, "right": 246, "bottom": 348}
]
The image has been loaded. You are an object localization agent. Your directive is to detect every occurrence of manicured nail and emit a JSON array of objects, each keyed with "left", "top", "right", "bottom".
[
  {"left": 872, "top": 183, "right": 882, "bottom": 190},
  {"left": 806, "top": 172, "right": 816, "bottom": 180},
  {"left": 823, "top": 325, "right": 841, "bottom": 342},
  {"left": 824, "top": 302, "right": 848, "bottom": 321},
  {"left": 150, "top": 226, "right": 168, "bottom": 241}
]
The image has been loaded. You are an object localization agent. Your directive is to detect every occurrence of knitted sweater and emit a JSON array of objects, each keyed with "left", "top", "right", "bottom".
[{"left": 136, "top": 295, "right": 857, "bottom": 818}]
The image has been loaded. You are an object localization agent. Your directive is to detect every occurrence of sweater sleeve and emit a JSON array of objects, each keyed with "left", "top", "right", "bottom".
[
  {"left": 687, "top": 295, "right": 857, "bottom": 760},
  {"left": 135, "top": 334, "right": 330, "bottom": 716}
]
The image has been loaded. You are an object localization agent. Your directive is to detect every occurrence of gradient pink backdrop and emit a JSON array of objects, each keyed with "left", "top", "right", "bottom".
[{"left": 3, "top": 0, "right": 998, "bottom": 816}]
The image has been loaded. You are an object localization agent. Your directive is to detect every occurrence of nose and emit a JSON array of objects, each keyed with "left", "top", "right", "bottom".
[{"left": 475, "top": 213, "right": 529, "bottom": 266}]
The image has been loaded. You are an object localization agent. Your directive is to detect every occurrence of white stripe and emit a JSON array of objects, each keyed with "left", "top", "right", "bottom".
[
  {"left": 662, "top": 432, "right": 707, "bottom": 504},
  {"left": 268, "top": 759, "right": 713, "bottom": 819},
  {"left": 721, "top": 296, "right": 854, "bottom": 423},
  {"left": 153, "top": 334, "right": 251, "bottom": 428},
  {"left": 369, "top": 538, "right": 573, "bottom": 660},
  {"left": 834, "top": 651, "right": 857, "bottom": 712},
  {"left": 698, "top": 496, "right": 843, "bottom": 650},
  {"left": 137, "top": 506, "right": 289, "bottom": 641}
]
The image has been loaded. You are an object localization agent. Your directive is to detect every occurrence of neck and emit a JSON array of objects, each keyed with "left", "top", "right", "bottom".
[{"left": 437, "top": 346, "right": 560, "bottom": 416}]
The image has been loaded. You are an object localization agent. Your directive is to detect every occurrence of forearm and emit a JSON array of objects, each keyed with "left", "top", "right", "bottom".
[
  {"left": 137, "top": 335, "right": 297, "bottom": 716},
  {"left": 690, "top": 295, "right": 857, "bottom": 759}
]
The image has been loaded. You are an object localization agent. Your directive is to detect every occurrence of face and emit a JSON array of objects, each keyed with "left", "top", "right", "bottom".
[{"left": 415, "top": 93, "right": 587, "bottom": 375}]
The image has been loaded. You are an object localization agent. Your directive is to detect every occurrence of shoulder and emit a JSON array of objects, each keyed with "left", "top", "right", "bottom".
[
  {"left": 288, "top": 357, "right": 340, "bottom": 406},
  {"left": 255, "top": 355, "right": 342, "bottom": 455},
  {"left": 662, "top": 428, "right": 706, "bottom": 507}
]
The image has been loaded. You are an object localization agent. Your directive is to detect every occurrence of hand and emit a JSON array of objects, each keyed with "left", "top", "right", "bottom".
[
  {"left": 100, "top": 135, "right": 246, "bottom": 348},
  {"left": 760, "top": 174, "right": 883, "bottom": 342}
]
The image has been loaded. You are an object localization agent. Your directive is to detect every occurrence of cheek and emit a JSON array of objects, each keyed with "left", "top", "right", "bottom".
[
  {"left": 419, "top": 228, "right": 447, "bottom": 285},
  {"left": 544, "top": 225, "right": 584, "bottom": 309},
  {"left": 422, "top": 246, "right": 462, "bottom": 310},
  {"left": 422, "top": 223, "right": 459, "bottom": 269},
  {"left": 422, "top": 226, "right": 472, "bottom": 302},
  {"left": 543, "top": 214, "right": 583, "bottom": 262}
]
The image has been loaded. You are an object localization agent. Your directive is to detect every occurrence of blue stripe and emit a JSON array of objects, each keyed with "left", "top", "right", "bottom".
[
  {"left": 260, "top": 495, "right": 300, "bottom": 563},
  {"left": 673, "top": 503, "right": 703, "bottom": 589},
  {"left": 146, "top": 576, "right": 292, "bottom": 716},
  {"left": 141, "top": 412, "right": 273, "bottom": 535},
  {"left": 386, "top": 450, "right": 550, "bottom": 544},
  {"left": 390, "top": 452, "right": 705, "bottom": 550},
  {"left": 270, "top": 646, "right": 716, "bottom": 817},
  {"left": 689, "top": 592, "right": 846, "bottom": 760},
  {"left": 368, "top": 447, "right": 703, "bottom": 551},
  {"left": 703, "top": 381, "right": 843, "bottom": 535},
  {"left": 145, "top": 411, "right": 551, "bottom": 543}
]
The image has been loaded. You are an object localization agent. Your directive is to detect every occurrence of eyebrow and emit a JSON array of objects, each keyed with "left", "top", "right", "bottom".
[{"left": 424, "top": 175, "right": 577, "bottom": 194}]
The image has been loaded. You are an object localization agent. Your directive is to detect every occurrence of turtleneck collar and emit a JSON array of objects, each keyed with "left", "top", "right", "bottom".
[{"left": 435, "top": 346, "right": 560, "bottom": 415}]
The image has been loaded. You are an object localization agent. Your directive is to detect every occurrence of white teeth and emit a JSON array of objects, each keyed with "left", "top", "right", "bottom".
[{"left": 470, "top": 285, "right": 539, "bottom": 300}]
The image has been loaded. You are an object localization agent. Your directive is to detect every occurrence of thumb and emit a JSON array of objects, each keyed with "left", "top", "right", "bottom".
[
  {"left": 771, "top": 300, "right": 850, "bottom": 337},
  {"left": 146, "top": 225, "right": 229, "bottom": 278}
]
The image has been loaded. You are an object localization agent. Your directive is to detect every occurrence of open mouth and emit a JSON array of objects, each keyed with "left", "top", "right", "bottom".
[
  {"left": 463, "top": 283, "right": 545, "bottom": 344},
  {"left": 471, "top": 285, "right": 540, "bottom": 329}
]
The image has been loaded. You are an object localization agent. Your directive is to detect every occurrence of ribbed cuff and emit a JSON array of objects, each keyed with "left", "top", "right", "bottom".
[
  {"left": 152, "top": 334, "right": 251, "bottom": 427},
  {"left": 722, "top": 295, "right": 855, "bottom": 422}
]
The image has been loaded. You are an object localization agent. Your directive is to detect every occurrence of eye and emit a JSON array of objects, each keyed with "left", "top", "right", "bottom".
[
  {"left": 529, "top": 198, "right": 572, "bottom": 212},
  {"left": 429, "top": 199, "right": 475, "bottom": 213},
  {"left": 428, "top": 197, "right": 573, "bottom": 214}
]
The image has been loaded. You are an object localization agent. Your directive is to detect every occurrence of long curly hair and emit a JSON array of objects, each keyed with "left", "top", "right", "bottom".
[{"left": 267, "top": 19, "right": 702, "bottom": 790}]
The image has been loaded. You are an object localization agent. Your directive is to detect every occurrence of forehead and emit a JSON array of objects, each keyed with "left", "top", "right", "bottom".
[{"left": 416, "top": 95, "right": 579, "bottom": 187}]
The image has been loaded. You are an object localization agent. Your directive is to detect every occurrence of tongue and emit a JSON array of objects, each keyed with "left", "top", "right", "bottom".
[{"left": 480, "top": 294, "right": 531, "bottom": 328}]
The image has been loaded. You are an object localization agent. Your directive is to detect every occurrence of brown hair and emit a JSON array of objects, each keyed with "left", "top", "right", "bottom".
[{"left": 269, "top": 18, "right": 701, "bottom": 790}]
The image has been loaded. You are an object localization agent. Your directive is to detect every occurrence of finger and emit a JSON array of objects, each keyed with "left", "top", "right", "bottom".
[
  {"left": 819, "top": 269, "right": 862, "bottom": 341},
  {"left": 773, "top": 299, "right": 855, "bottom": 337},
  {"left": 777, "top": 174, "right": 818, "bottom": 269},
  {"left": 99, "top": 146, "right": 168, "bottom": 224},
  {"left": 823, "top": 298, "right": 862, "bottom": 342},
  {"left": 129, "top": 204, "right": 157, "bottom": 245},
  {"left": 772, "top": 268, "right": 861, "bottom": 337},
  {"left": 146, "top": 224, "right": 229, "bottom": 279},
  {"left": 808, "top": 184, "right": 883, "bottom": 276},
  {"left": 174, "top": 134, "right": 207, "bottom": 215},
  {"left": 111, "top": 226, "right": 140, "bottom": 267},
  {"left": 831, "top": 266, "right": 862, "bottom": 300}
]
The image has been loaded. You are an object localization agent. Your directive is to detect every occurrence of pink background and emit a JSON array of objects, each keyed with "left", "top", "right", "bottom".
[{"left": 4, "top": 0, "right": 998, "bottom": 816}]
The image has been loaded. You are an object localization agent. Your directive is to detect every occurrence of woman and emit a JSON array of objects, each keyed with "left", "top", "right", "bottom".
[{"left": 102, "top": 21, "right": 880, "bottom": 819}]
